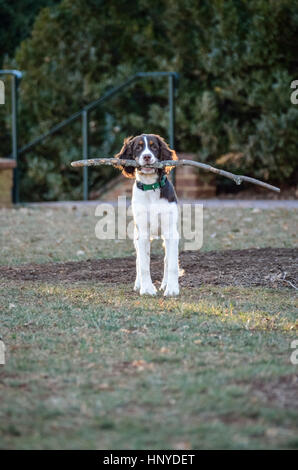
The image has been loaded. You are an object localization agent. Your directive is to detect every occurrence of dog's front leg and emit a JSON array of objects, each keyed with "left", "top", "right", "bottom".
[
  {"left": 133, "top": 227, "right": 141, "bottom": 291},
  {"left": 164, "top": 237, "right": 179, "bottom": 297},
  {"left": 136, "top": 237, "right": 157, "bottom": 296},
  {"left": 160, "top": 239, "right": 168, "bottom": 291}
]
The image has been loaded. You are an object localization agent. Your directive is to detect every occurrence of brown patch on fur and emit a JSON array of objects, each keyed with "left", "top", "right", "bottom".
[
  {"left": 114, "top": 136, "right": 136, "bottom": 178},
  {"left": 115, "top": 134, "right": 178, "bottom": 179},
  {"left": 157, "top": 135, "right": 178, "bottom": 175}
]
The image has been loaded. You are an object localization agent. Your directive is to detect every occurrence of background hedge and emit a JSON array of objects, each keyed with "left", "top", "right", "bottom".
[{"left": 1, "top": 0, "right": 297, "bottom": 201}]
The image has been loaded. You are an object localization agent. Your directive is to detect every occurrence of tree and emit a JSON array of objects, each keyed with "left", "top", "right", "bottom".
[
  {"left": 0, "top": 0, "right": 61, "bottom": 179},
  {"left": 2, "top": 0, "right": 297, "bottom": 201},
  {"left": 0, "top": 0, "right": 61, "bottom": 66}
]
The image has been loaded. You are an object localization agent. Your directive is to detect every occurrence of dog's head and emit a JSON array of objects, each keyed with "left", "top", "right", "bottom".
[{"left": 115, "top": 134, "right": 178, "bottom": 178}]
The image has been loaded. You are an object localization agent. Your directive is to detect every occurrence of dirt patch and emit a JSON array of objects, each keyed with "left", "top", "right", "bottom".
[{"left": 0, "top": 247, "right": 297, "bottom": 289}]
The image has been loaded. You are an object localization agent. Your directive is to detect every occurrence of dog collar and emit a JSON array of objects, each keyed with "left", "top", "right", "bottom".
[{"left": 136, "top": 175, "right": 167, "bottom": 191}]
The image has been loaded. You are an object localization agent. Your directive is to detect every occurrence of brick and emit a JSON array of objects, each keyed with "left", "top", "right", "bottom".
[
  {"left": 0, "top": 168, "right": 13, "bottom": 207},
  {"left": 176, "top": 177, "right": 198, "bottom": 186},
  {"left": 176, "top": 166, "right": 197, "bottom": 176},
  {"left": 0, "top": 158, "right": 16, "bottom": 170}
]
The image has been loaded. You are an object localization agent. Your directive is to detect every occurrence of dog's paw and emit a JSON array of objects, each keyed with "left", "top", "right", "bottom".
[
  {"left": 164, "top": 284, "right": 179, "bottom": 297},
  {"left": 159, "top": 279, "right": 167, "bottom": 291},
  {"left": 134, "top": 279, "right": 140, "bottom": 291},
  {"left": 140, "top": 283, "right": 157, "bottom": 296}
]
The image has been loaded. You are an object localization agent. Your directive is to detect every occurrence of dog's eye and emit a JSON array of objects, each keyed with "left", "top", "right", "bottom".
[{"left": 150, "top": 143, "right": 157, "bottom": 150}]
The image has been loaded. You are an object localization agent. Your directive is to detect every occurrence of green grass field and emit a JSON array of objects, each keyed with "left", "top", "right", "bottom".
[{"left": 0, "top": 205, "right": 297, "bottom": 449}]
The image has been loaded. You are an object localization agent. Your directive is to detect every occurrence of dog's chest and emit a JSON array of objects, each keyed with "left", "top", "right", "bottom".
[{"left": 132, "top": 184, "right": 177, "bottom": 239}]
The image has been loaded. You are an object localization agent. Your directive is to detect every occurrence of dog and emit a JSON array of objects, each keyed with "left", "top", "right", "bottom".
[{"left": 115, "top": 134, "right": 180, "bottom": 296}]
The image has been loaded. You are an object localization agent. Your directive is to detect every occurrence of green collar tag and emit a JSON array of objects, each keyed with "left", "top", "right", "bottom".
[{"left": 137, "top": 175, "right": 167, "bottom": 191}]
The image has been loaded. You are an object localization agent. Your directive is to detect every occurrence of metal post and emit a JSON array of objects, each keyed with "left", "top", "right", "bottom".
[
  {"left": 82, "top": 110, "right": 89, "bottom": 200},
  {"left": 0, "top": 70, "right": 22, "bottom": 203},
  {"left": 2, "top": 71, "right": 177, "bottom": 202},
  {"left": 168, "top": 74, "right": 176, "bottom": 185},
  {"left": 11, "top": 74, "right": 19, "bottom": 203}
]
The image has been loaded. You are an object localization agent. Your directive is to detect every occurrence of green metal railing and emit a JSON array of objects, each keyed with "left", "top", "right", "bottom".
[
  {"left": 0, "top": 70, "right": 23, "bottom": 203},
  {"left": 3, "top": 70, "right": 178, "bottom": 202}
]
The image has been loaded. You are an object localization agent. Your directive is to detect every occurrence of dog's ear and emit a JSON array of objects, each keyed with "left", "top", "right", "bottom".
[
  {"left": 156, "top": 135, "right": 178, "bottom": 175},
  {"left": 115, "top": 136, "right": 136, "bottom": 178}
]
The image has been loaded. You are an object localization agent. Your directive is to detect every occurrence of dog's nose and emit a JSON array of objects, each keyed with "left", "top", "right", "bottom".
[{"left": 143, "top": 155, "right": 152, "bottom": 162}]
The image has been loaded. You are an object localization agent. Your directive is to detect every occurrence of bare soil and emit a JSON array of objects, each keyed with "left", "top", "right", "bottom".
[{"left": 1, "top": 247, "right": 297, "bottom": 289}]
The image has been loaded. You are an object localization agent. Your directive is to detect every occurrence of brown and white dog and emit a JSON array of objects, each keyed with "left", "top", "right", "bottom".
[{"left": 116, "top": 134, "right": 180, "bottom": 296}]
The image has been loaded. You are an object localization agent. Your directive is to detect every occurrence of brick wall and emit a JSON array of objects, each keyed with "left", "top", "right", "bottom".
[
  {"left": 174, "top": 153, "right": 216, "bottom": 199},
  {"left": 0, "top": 159, "right": 16, "bottom": 207}
]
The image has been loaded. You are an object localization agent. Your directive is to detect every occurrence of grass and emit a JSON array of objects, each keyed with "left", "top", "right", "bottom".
[
  {"left": 1, "top": 282, "right": 297, "bottom": 449},
  {"left": 0, "top": 205, "right": 297, "bottom": 265},
  {"left": 0, "top": 205, "right": 297, "bottom": 449}
]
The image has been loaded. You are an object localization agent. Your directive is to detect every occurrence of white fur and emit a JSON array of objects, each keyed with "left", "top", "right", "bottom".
[
  {"left": 132, "top": 169, "right": 180, "bottom": 297},
  {"left": 139, "top": 136, "right": 156, "bottom": 165},
  {"left": 136, "top": 136, "right": 157, "bottom": 175}
]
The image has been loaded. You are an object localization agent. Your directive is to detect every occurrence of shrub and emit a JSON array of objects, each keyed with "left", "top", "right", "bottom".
[{"left": 2, "top": 0, "right": 297, "bottom": 200}]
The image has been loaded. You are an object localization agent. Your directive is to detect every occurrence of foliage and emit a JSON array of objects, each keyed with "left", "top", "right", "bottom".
[
  {"left": 2, "top": 0, "right": 298, "bottom": 201},
  {"left": 0, "top": 0, "right": 61, "bottom": 180},
  {"left": 0, "top": 0, "right": 61, "bottom": 67}
]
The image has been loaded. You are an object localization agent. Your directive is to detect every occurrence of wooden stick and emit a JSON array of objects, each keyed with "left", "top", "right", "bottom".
[{"left": 71, "top": 158, "right": 280, "bottom": 193}]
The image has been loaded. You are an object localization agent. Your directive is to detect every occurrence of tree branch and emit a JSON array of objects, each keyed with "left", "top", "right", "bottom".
[{"left": 71, "top": 158, "right": 281, "bottom": 193}]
